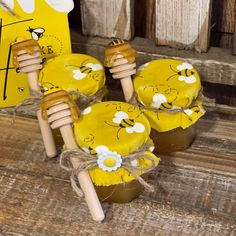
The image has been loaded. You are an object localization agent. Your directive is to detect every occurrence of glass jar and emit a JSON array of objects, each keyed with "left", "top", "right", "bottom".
[
  {"left": 133, "top": 59, "right": 205, "bottom": 153},
  {"left": 95, "top": 175, "right": 147, "bottom": 203},
  {"left": 73, "top": 101, "right": 159, "bottom": 203}
]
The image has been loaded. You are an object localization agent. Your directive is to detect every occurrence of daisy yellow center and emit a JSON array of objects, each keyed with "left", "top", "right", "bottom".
[{"left": 104, "top": 157, "right": 116, "bottom": 167}]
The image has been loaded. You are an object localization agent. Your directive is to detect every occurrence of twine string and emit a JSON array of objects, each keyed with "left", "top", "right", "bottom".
[
  {"left": 69, "top": 86, "right": 108, "bottom": 110},
  {"left": 59, "top": 145, "right": 156, "bottom": 198},
  {"left": 12, "top": 87, "right": 107, "bottom": 122},
  {"left": 128, "top": 88, "right": 210, "bottom": 114},
  {"left": 12, "top": 90, "right": 42, "bottom": 122}
]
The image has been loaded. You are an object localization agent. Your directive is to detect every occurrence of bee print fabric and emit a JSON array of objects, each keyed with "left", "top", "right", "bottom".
[
  {"left": 73, "top": 101, "right": 159, "bottom": 186},
  {"left": 133, "top": 59, "right": 205, "bottom": 132},
  {"left": 39, "top": 54, "right": 105, "bottom": 97}
]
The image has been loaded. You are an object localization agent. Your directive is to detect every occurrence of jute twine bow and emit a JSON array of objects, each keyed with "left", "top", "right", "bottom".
[
  {"left": 60, "top": 144, "right": 156, "bottom": 198},
  {"left": 69, "top": 86, "right": 108, "bottom": 110},
  {"left": 128, "top": 88, "right": 209, "bottom": 114},
  {"left": 12, "top": 90, "right": 42, "bottom": 122}
]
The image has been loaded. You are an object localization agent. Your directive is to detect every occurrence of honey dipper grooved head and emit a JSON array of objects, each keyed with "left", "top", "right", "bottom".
[
  {"left": 104, "top": 39, "right": 136, "bottom": 67},
  {"left": 40, "top": 89, "right": 80, "bottom": 124},
  {"left": 11, "top": 38, "right": 42, "bottom": 70}
]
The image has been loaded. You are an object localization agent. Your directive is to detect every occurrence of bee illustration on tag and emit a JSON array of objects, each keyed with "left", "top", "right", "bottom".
[
  {"left": 18, "top": 87, "right": 25, "bottom": 93},
  {"left": 105, "top": 111, "right": 145, "bottom": 140},
  {"left": 167, "top": 62, "right": 196, "bottom": 84},
  {"left": 27, "top": 27, "right": 45, "bottom": 41}
]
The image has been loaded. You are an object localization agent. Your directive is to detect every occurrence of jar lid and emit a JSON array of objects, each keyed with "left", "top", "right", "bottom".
[
  {"left": 133, "top": 59, "right": 201, "bottom": 110},
  {"left": 39, "top": 54, "right": 105, "bottom": 96},
  {"left": 73, "top": 101, "right": 159, "bottom": 186},
  {"left": 74, "top": 101, "right": 151, "bottom": 155},
  {"left": 133, "top": 59, "right": 205, "bottom": 132}
]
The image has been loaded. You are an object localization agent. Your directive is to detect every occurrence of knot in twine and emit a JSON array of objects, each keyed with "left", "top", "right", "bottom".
[
  {"left": 13, "top": 90, "right": 42, "bottom": 123},
  {"left": 69, "top": 86, "right": 108, "bottom": 110},
  {"left": 60, "top": 144, "right": 156, "bottom": 198}
]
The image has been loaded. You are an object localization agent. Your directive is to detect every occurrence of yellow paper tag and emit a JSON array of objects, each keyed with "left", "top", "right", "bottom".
[{"left": 0, "top": 0, "right": 73, "bottom": 108}]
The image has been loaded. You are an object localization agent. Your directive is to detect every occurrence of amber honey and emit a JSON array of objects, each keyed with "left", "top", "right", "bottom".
[
  {"left": 151, "top": 125, "right": 196, "bottom": 153},
  {"left": 95, "top": 174, "right": 148, "bottom": 203}
]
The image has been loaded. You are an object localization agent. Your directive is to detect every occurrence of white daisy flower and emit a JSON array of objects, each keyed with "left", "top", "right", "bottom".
[{"left": 97, "top": 150, "right": 122, "bottom": 172}]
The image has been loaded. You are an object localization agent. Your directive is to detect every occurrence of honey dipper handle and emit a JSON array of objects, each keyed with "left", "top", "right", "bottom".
[
  {"left": 60, "top": 124, "right": 105, "bottom": 222},
  {"left": 120, "top": 76, "right": 134, "bottom": 102},
  {"left": 37, "top": 110, "right": 57, "bottom": 158},
  {"left": 27, "top": 71, "right": 41, "bottom": 91},
  {"left": 27, "top": 71, "right": 57, "bottom": 158},
  {"left": 77, "top": 170, "right": 105, "bottom": 222}
]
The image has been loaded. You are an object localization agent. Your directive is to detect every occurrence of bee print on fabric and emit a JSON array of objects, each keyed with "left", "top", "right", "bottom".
[
  {"left": 167, "top": 62, "right": 196, "bottom": 84},
  {"left": 105, "top": 111, "right": 145, "bottom": 140}
]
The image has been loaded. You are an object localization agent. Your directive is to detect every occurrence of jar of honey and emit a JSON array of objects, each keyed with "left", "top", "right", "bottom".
[
  {"left": 133, "top": 59, "right": 205, "bottom": 153},
  {"left": 73, "top": 101, "right": 159, "bottom": 203}
]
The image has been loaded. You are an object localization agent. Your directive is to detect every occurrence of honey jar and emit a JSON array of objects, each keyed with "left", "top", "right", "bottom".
[
  {"left": 73, "top": 101, "right": 159, "bottom": 203},
  {"left": 133, "top": 59, "right": 205, "bottom": 153}
]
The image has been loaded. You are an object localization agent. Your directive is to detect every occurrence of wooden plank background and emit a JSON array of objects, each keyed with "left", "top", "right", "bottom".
[
  {"left": 80, "top": 0, "right": 134, "bottom": 40},
  {"left": 211, "top": 0, "right": 236, "bottom": 49},
  {"left": 70, "top": 31, "right": 236, "bottom": 106},
  {"left": 155, "top": 0, "right": 212, "bottom": 52},
  {"left": 233, "top": 6, "right": 236, "bottom": 55},
  {"left": 70, "top": 0, "right": 236, "bottom": 52},
  {"left": 134, "top": 0, "right": 155, "bottom": 40}
]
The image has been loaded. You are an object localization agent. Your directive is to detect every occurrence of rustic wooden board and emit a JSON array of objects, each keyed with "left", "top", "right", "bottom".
[
  {"left": 208, "top": 0, "right": 236, "bottom": 49},
  {"left": 71, "top": 31, "right": 236, "bottom": 86},
  {"left": 211, "top": 32, "right": 234, "bottom": 49},
  {"left": 1, "top": 170, "right": 235, "bottom": 236},
  {"left": 80, "top": 0, "right": 134, "bottom": 40},
  {"left": 134, "top": 0, "right": 155, "bottom": 39},
  {"left": 155, "top": 0, "right": 212, "bottom": 52},
  {"left": 0, "top": 109, "right": 235, "bottom": 225},
  {"left": 211, "top": 0, "right": 235, "bottom": 34}
]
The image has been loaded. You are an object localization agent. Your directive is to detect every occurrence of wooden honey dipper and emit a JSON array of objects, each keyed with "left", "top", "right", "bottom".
[
  {"left": 104, "top": 39, "right": 137, "bottom": 102},
  {"left": 12, "top": 38, "right": 57, "bottom": 158},
  {"left": 41, "top": 89, "right": 105, "bottom": 222}
]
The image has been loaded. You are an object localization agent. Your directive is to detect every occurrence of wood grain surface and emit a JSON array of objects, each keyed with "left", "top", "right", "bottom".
[
  {"left": 80, "top": 0, "right": 134, "bottom": 40},
  {"left": 210, "top": 0, "right": 236, "bottom": 49},
  {"left": 155, "top": 0, "right": 212, "bottom": 52},
  {"left": 0, "top": 110, "right": 235, "bottom": 235},
  {"left": 134, "top": 0, "right": 155, "bottom": 39}
]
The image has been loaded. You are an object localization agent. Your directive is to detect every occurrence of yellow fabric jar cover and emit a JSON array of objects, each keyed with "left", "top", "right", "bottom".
[
  {"left": 133, "top": 59, "right": 205, "bottom": 132},
  {"left": 39, "top": 54, "right": 105, "bottom": 96},
  {"left": 73, "top": 101, "right": 159, "bottom": 186}
]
